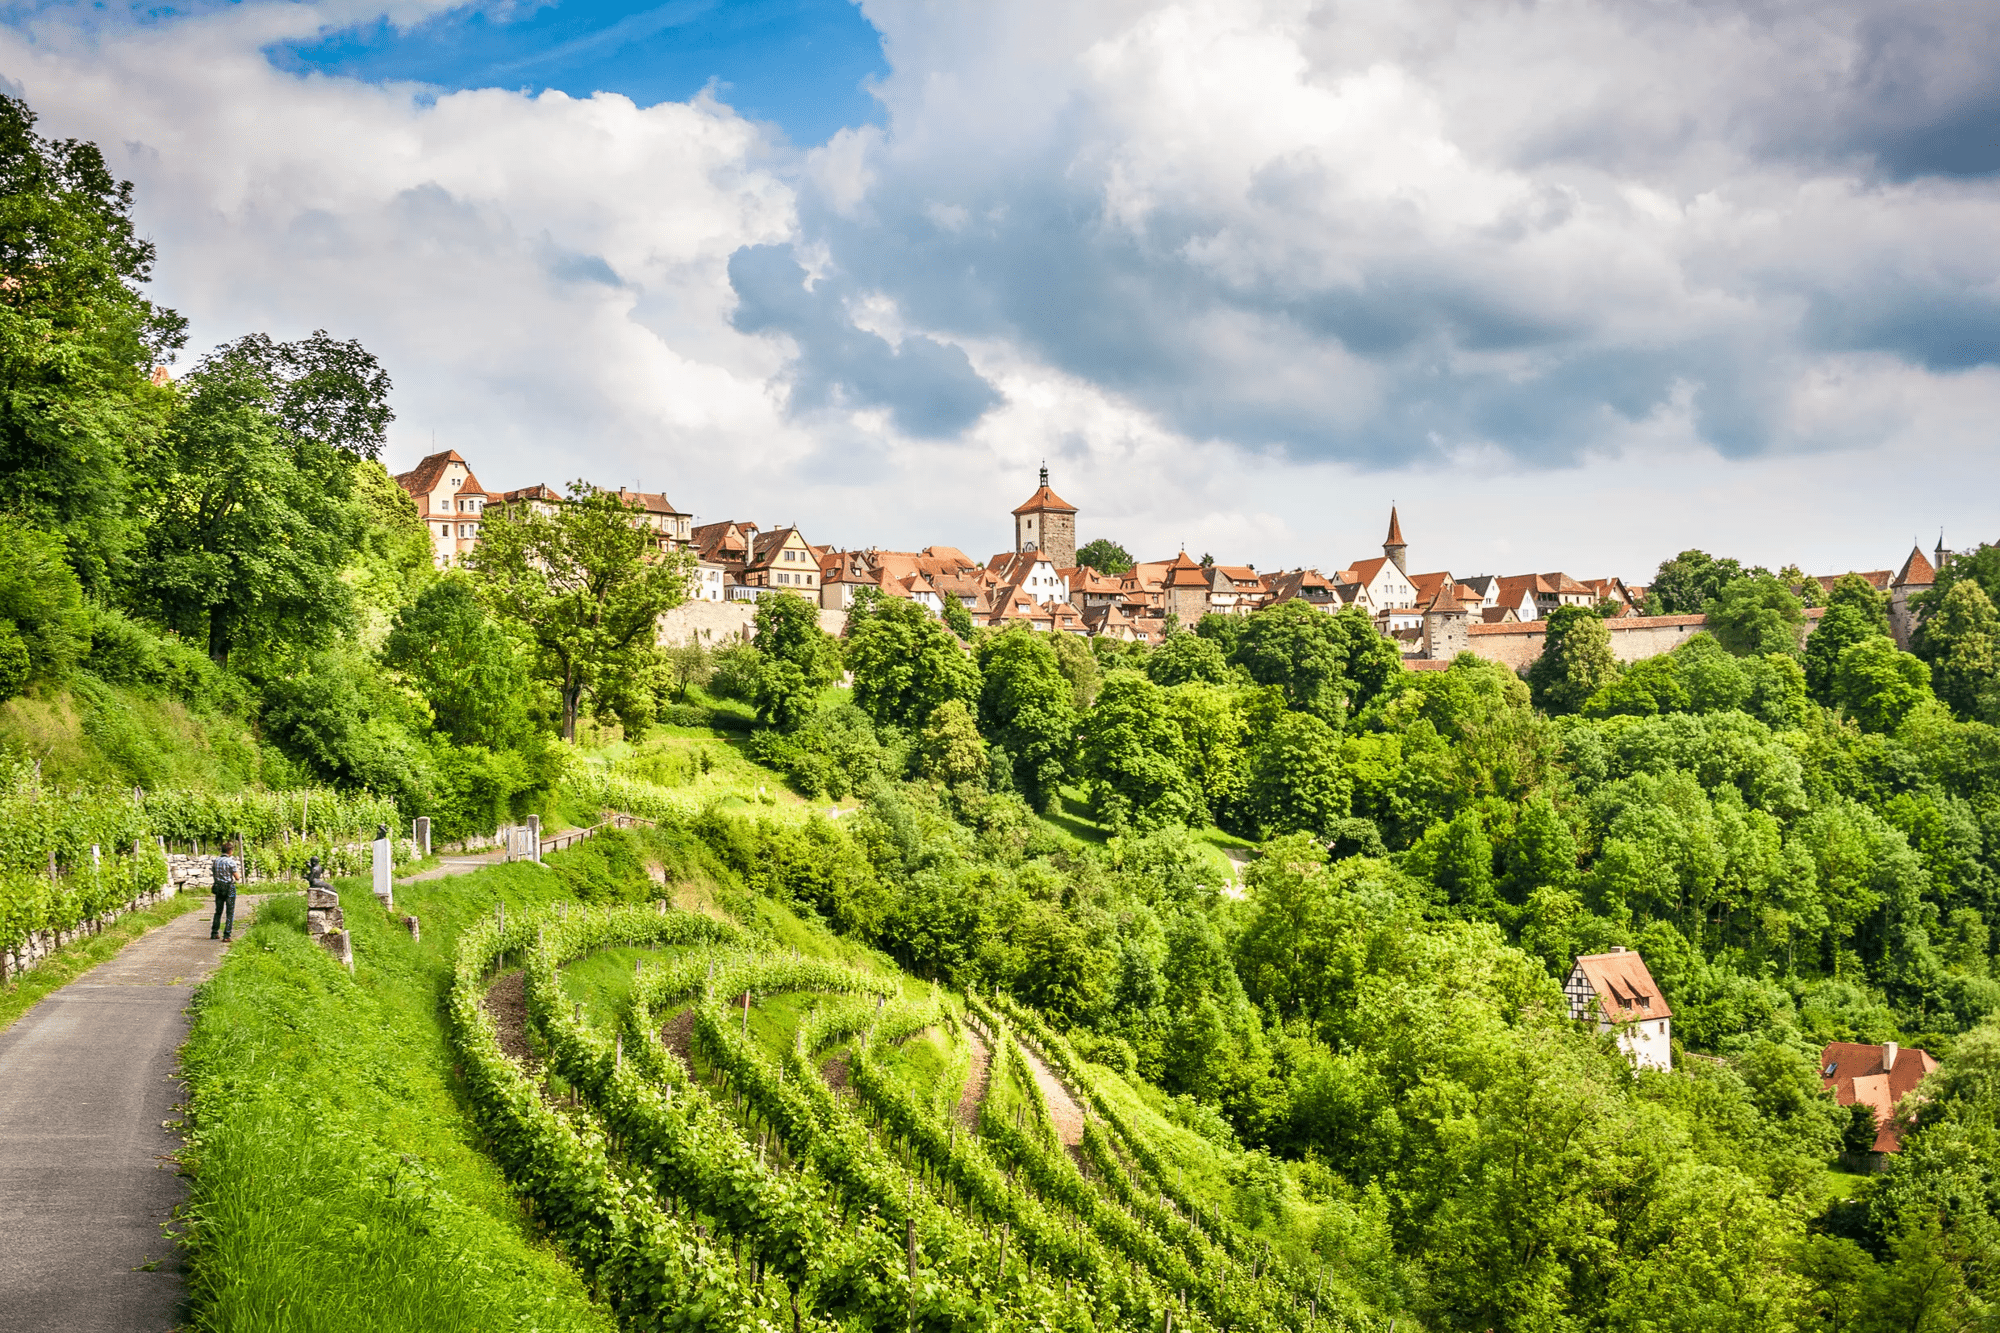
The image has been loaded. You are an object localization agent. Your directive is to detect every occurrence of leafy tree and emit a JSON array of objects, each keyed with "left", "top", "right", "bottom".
[
  {"left": 0, "top": 96, "right": 185, "bottom": 590},
  {"left": 1777, "top": 563, "right": 1821, "bottom": 608},
  {"left": 1404, "top": 807, "right": 1496, "bottom": 911},
  {"left": 1241, "top": 709, "right": 1350, "bottom": 838},
  {"left": 976, "top": 628, "right": 1077, "bottom": 809},
  {"left": 1805, "top": 605, "right": 1881, "bottom": 705},
  {"left": 382, "top": 575, "right": 532, "bottom": 748},
  {"left": 1833, "top": 636, "right": 1932, "bottom": 734},
  {"left": 1194, "top": 612, "right": 1246, "bottom": 656},
  {"left": 1146, "top": 631, "right": 1230, "bottom": 685},
  {"left": 1584, "top": 652, "right": 1688, "bottom": 717},
  {"left": 1526, "top": 605, "right": 1617, "bottom": 714},
  {"left": 663, "top": 638, "right": 714, "bottom": 701},
  {"left": 1911, "top": 579, "right": 2000, "bottom": 720},
  {"left": 846, "top": 595, "right": 980, "bottom": 730},
  {"left": 1232, "top": 602, "right": 1399, "bottom": 725},
  {"left": 749, "top": 591, "right": 840, "bottom": 730},
  {"left": 942, "top": 599, "right": 974, "bottom": 641},
  {"left": 915, "top": 699, "right": 987, "bottom": 787},
  {"left": 1920, "top": 542, "right": 2000, "bottom": 621},
  {"left": 1075, "top": 538, "right": 1133, "bottom": 575},
  {"left": 1705, "top": 574, "right": 1806, "bottom": 656},
  {"left": 132, "top": 342, "right": 373, "bottom": 665},
  {"left": 258, "top": 645, "right": 429, "bottom": 805},
  {"left": 467, "top": 483, "right": 690, "bottom": 741},
  {"left": 1648, "top": 549, "right": 1745, "bottom": 614},
  {"left": 1047, "top": 629, "right": 1101, "bottom": 712},
  {"left": 1081, "top": 672, "right": 1200, "bottom": 829},
  {"left": 0, "top": 516, "right": 88, "bottom": 692}
]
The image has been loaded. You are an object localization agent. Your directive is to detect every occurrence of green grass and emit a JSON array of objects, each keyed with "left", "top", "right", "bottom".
[
  {"left": 0, "top": 891, "right": 209, "bottom": 1034},
  {"left": 1823, "top": 1165, "right": 1871, "bottom": 1198},
  {"left": 177, "top": 858, "right": 617, "bottom": 1333},
  {"left": 0, "top": 678, "right": 262, "bottom": 791}
]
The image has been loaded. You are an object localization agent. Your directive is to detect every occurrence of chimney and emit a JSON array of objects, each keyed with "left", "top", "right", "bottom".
[
  {"left": 1609, "top": 945, "right": 1628, "bottom": 954},
  {"left": 1882, "top": 1041, "right": 1898, "bottom": 1072}
]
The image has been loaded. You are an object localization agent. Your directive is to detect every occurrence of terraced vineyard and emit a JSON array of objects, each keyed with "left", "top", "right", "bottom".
[{"left": 448, "top": 902, "right": 1381, "bottom": 1332}]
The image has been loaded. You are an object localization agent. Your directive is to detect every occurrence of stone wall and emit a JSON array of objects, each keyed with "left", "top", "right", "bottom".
[
  {"left": 1464, "top": 613, "right": 1710, "bottom": 670},
  {"left": 656, "top": 599, "right": 847, "bottom": 647},
  {"left": 3, "top": 878, "right": 177, "bottom": 981}
]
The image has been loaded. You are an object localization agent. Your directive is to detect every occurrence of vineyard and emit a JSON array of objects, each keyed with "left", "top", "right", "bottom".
[{"left": 447, "top": 902, "right": 1384, "bottom": 1332}]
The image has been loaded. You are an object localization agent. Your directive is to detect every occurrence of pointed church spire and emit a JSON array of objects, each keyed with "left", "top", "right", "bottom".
[
  {"left": 1383, "top": 505, "right": 1408, "bottom": 574},
  {"left": 1386, "top": 505, "right": 1404, "bottom": 546}
]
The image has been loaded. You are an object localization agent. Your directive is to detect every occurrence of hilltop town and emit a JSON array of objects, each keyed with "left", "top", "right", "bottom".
[{"left": 397, "top": 448, "right": 1948, "bottom": 664}]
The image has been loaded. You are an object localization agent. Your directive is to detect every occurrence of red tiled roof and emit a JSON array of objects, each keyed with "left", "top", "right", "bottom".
[
  {"left": 1385, "top": 506, "right": 1404, "bottom": 546},
  {"left": 1348, "top": 556, "right": 1393, "bottom": 584},
  {"left": 1574, "top": 950, "right": 1673, "bottom": 1022},
  {"left": 1012, "top": 484, "right": 1077, "bottom": 515},
  {"left": 1821, "top": 1042, "right": 1937, "bottom": 1154},
  {"left": 1816, "top": 570, "right": 1893, "bottom": 592},
  {"left": 392, "top": 449, "right": 468, "bottom": 495},
  {"left": 1894, "top": 547, "right": 1937, "bottom": 588},
  {"left": 611, "top": 487, "right": 687, "bottom": 517}
]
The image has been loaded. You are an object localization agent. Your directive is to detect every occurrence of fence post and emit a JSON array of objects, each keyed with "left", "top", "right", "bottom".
[
  {"left": 527, "top": 814, "right": 542, "bottom": 863},
  {"left": 415, "top": 816, "right": 431, "bottom": 857}
]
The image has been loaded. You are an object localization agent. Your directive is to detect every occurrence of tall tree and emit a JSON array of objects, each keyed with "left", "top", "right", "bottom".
[
  {"left": 749, "top": 590, "right": 841, "bottom": 730},
  {"left": 1648, "top": 549, "right": 1745, "bottom": 614},
  {"left": 1075, "top": 538, "right": 1134, "bottom": 575},
  {"left": 1526, "top": 605, "right": 1618, "bottom": 714},
  {"left": 845, "top": 596, "right": 980, "bottom": 731},
  {"left": 1912, "top": 580, "right": 2000, "bottom": 720},
  {"left": 976, "top": 627, "right": 1078, "bottom": 809},
  {"left": 382, "top": 574, "right": 532, "bottom": 748},
  {"left": 468, "top": 484, "right": 690, "bottom": 741},
  {"left": 1146, "top": 631, "right": 1231, "bottom": 686},
  {"left": 0, "top": 96, "right": 185, "bottom": 589},
  {"left": 0, "top": 515, "right": 88, "bottom": 699},
  {"left": 1833, "top": 636, "right": 1933, "bottom": 734},
  {"left": 1705, "top": 574, "right": 1806, "bottom": 657},
  {"left": 1231, "top": 602, "right": 1398, "bottom": 726},
  {"left": 132, "top": 344, "right": 372, "bottom": 665}
]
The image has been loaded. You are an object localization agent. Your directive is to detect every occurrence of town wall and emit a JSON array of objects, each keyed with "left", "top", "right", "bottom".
[
  {"left": 656, "top": 600, "right": 847, "bottom": 647},
  {"left": 1464, "top": 613, "right": 1709, "bottom": 671}
]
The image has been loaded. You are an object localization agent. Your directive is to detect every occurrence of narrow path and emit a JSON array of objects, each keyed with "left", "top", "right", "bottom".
[
  {"left": 0, "top": 897, "right": 265, "bottom": 1333},
  {"left": 954, "top": 1026, "right": 991, "bottom": 1126},
  {"left": 1017, "top": 1042, "right": 1086, "bottom": 1148},
  {"left": 400, "top": 847, "right": 509, "bottom": 885}
]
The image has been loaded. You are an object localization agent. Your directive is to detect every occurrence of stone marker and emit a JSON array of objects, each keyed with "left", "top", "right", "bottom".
[
  {"left": 372, "top": 823, "right": 394, "bottom": 910},
  {"left": 414, "top": 816, "right": 431, "bottom": 857}
]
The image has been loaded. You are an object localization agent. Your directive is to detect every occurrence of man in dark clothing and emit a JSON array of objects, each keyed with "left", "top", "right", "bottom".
[{"left": 211, "top": 840, "right": 241, "bottom": 941}]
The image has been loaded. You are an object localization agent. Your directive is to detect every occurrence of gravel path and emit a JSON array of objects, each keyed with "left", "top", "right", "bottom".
[
  {"left": 1017, "top": 1042, "right": 1086, "bottom": 1148},
  {"left": 0, "top": 896, "right": 265, "bottom": 1333},
  {"left": 954, "top": 1026, "right": 991, "bottom": 1126},
  {"left": 399, "top": 848, "right": 510, "bottom": 884}
]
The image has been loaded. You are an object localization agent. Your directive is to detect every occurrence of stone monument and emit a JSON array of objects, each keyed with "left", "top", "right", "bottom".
[
  {"left": 304, "top": 857, "right": 353, "bottom": 969},
  {"left": 372, "top": 822, "right": 394, "bottom": 910}
]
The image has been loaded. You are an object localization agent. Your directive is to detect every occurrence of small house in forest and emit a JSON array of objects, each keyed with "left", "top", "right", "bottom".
[
  {"left": 1565, "top": 947, "right": 1673, "bottom": 1071},
  {"left": 1820, "top": 1041, "right": 1937, "bottom": 1168}
]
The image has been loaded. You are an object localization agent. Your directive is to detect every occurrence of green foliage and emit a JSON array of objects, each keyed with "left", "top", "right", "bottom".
[
  {"left": 468, "top": 484, "right": 691, "bottom": 740},
  {"left": 0, "top": 516, "right": 87, "bottom": 692},
  {"left": 1911, "top": 578, "right": 2000, "bottom": 720},
  {"left": 1240, "top": 708, "right": 1348, "bottom": 838},
  {"left": 845, "top": 596, "right": 979, "bottom": 731},
  {"left": 748, "top": 590, "right": 841, "bottom": 731},
  {"left": 1075, "top": 538, "right": 1133, "bottom": 575},
  {"left": 1080, "top": 673, "right": 1201, "bottom": 830},
  {"left": 748, "top": 702, "right": 887, "bottom": 800},
  {"left": 1145, "top": 631, "right": 1230, "bottom": 685},
  {"left": 1526, "top": 604, "right": 1617, "bottom": 714},
  {"left": 915, "top": 699, "right": 987, "bottom": 788},
  {"left": 1649, "top": 549, "right": 1746, "bottom": 614},
  {"left": 1833, "top": 636, "right": 1933, "bottom": 733},
  {"left": 1229, "top": 602, "right": 1398, "bottom": 726},
  {"left": 942, "top": 598, "right": 974, "bottom": 641},
  {"left": 1047, "top": 628, "right": 1101, "bottom": 712},
  {"left": 0, "top": 95, "right": 184, "bottom": 590},
  {"left": 1705, "top": 572, "right": 1807, "bottom": 656},
  {"left": 1806, "top": 602, "right": 1883, "bottom": 704},
  {"left": 382, "top": 575, "right": 532, "bottom": 748},
  {"left": 976, "top": 628, "right": 1077, "bottom": 809}
]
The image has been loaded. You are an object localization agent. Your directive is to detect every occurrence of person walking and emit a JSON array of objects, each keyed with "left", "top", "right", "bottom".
[{"left": 210, "top": 840, "right": 241, "bottom": 941}]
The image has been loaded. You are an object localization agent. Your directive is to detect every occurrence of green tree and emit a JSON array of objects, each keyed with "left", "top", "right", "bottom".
[
  {"left": 467, "top": 483, "right": 690, "bottom": 741},
  {"left": 0, "top": 516, "right": 89, "bottom": 692},
  {"left": 1146, "top": 631, "right": 1230, "bottom": 685},
  {"left": 1081, "top": 672, "right": 1200, "bottom": 829},
  {"left": 1648, "top": 549, "right": 1745, "bottom": 614},
  {"left": 845, "top": 596, "right": 980, "bottom": 730},
  {"left": 133, "top": 341, "right": 378, "bottom": 665},
  {"left": 1806, "top": 605, "right": 1882, "bottom": 704},
  {"left": 976, "top": 628, "right": 1078, "bottom": 809},
  {"left": 1911, "top": 579, "right": 2000, "bottom": 720},
  {"left": 1047, "top": 628, "right": 1101, "bottom": 712},
  {"left": 915, "top": 699, "right": 988, "bottom": 787},
  {"left": 1526, "top": 605, "right": 1617, "bottom": 714},
  {"left": 942, "top": 599, "right": 974, "bottom": 641},
  {"left": 663, "top": 638, "right": 713, "bottom": 701},
  {"left": 1242, "top": 709, "right": 1350, "bottom": 838},
  {"left": 1232, "top": 602, "right": 1399, "bottom": 725},
  {"left": 1075, "top": 538, "right": 1133, "bottom": 575},
  {"left": 0, "top": 96, "right": 185, "bottom": 590},
  {"left": 750, "top": 591, "right": 841, "bottom": 730},
  {"left": 382, "top": 574, "right": 531, "bottom": 748},
  {"left": 1194, "top": 611, "right": 1246, "bottom": 656},
  {"left": 1705, "top": 573, "right": 1806, "bottom": 656},
  {"left": 1828, "top": 570, "right": 1893, "bottom": 632},
  {"left": 1833, "top": 636, "right": 1932, "bottom": 734}
]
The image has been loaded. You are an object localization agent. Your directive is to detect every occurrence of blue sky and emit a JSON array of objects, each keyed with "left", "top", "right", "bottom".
[{"left": 273, "top": 0, "right": 885, "bottom": 145}]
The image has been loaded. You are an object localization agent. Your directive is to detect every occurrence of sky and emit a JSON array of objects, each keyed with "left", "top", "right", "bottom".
[{"left": 5, "top": 0, "right": 1998, "bottom": 582}]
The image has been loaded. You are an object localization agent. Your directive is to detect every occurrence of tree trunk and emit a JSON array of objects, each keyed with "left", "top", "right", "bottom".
[{"left": 207, "top": 606, "right": 230, "bottom": 667}]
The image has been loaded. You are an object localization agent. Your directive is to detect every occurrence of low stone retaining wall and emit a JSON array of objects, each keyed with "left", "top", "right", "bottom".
[{"left": 4, "top": 879, "right": 177, "bottom": 981}]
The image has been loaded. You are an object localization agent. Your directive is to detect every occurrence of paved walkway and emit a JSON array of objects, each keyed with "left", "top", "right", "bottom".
[{"left": 0, "top": 898, "right": 259, "bottom": 1333}]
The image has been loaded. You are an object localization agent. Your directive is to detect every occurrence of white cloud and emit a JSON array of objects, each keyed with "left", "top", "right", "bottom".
[{"left": 5, "top": 0, "right": 1998, "bottom": 582}]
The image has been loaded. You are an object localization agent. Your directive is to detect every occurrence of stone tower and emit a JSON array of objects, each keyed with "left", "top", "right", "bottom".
[
  {"left": 1384, "top": 505, "right": 1408, "bottom": 574},
  {"left": 1421, "top": 580, "right": 1470, "bottom": 660},
  {"left": 1013, "top": 466, "right": 1078, "bottom": 568}
]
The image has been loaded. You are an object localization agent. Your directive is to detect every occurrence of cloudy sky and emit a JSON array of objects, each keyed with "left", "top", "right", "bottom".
[{"left": 7, "top": 0, "right": 1997, "bottom": 580}]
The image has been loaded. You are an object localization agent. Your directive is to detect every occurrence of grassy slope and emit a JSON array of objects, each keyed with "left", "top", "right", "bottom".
[
  {"left": 0, "top": 679, "right": 262, "bottom": 791},
  {"left": 178, "top": 862, "right": 616, "bottom": 1333}
]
